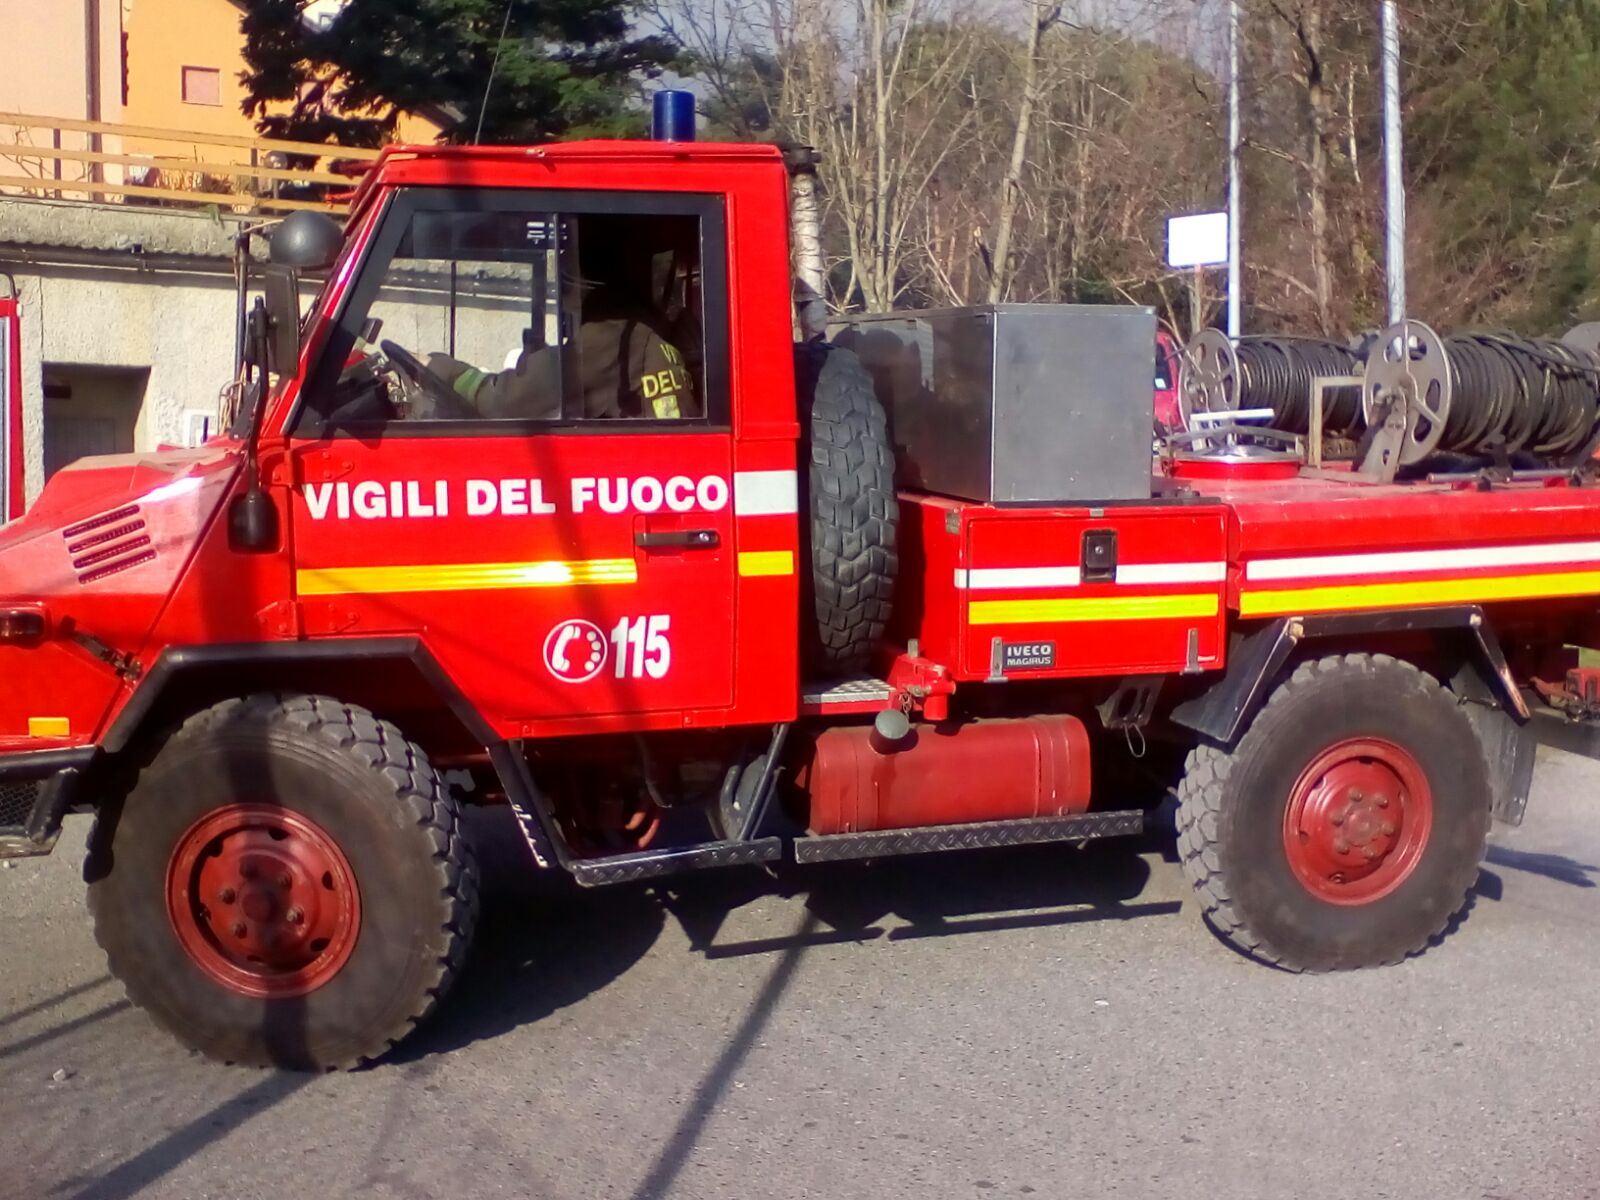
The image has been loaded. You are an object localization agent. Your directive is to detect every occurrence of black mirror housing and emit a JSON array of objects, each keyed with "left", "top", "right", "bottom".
[
  {"left": 270, "top": 211, "right": 343, "bottom": 270},
  {"left": 228, "top": 488, "right": 280, "bottom": 553},
  {"left": 263, "top": 265, "right": 302, "bottom": 376}
]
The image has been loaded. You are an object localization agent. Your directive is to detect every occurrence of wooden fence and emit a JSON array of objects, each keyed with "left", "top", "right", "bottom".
[{"left": 0, "top": 112, "right": 382, "bottom": 214}]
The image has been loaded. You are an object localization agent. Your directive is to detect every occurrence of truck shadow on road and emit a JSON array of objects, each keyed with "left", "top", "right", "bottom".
[
  {"left": 393, "top": 810, "right": 1181, "bottom": 1064},
  {"left": 1485, "top": 845, "right": 1599, "bottom": 888}
]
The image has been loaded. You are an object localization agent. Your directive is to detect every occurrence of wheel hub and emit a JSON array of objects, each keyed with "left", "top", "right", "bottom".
[
  {"left": 166, "top": 804, "right": 360, "bottom": 997},
  {"left": 1283, "top": 739, "right": 1433, "bottom": 905}
]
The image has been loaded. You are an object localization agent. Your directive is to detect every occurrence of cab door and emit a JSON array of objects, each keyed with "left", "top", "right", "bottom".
[{"left": 285, "top": 188, "right": 737, "bottom": 728}]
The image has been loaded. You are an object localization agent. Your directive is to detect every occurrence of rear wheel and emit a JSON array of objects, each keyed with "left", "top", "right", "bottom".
[
  {"left": 87, "top": 694, "right": 479, "bottom": 1069},
  {"left": 1176, "top": 654, "right": 1491, "bottom": 970}
]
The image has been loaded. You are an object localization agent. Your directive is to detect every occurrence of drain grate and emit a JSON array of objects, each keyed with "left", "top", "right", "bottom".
[{"left": 0, "top": 779, "right": 40, "bottom": 828}]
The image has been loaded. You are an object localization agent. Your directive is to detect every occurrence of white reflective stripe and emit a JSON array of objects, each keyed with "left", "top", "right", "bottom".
[
  {"left": 733, "top": 470, "right": 799, "bottom": 516},
  {"left": 955, "top": 563, "right": 1228, "bottom": 589},
  {"left": 957, "top": 567, "right": 1083, "bottom": 590},
  {"left": 1116, "top": 562, "right": 1228, "bottom": 585},
  {"left": 1245, "top": 540, "right": 1600, "bottom": 583}
]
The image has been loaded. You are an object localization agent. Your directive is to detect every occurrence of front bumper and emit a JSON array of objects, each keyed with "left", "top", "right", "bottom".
[{"left": 0, "top": 747, "right": 94, "bottom": 858}]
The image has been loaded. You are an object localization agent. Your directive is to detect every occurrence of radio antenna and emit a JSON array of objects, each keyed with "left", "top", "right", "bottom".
[{"left": 474, "top": 0, "right": 516, "bottom": 145}]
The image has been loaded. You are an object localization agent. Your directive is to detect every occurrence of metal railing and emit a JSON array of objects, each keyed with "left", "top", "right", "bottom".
[{"left": 0, "top": 112, "right": 382, "bottom": 214}]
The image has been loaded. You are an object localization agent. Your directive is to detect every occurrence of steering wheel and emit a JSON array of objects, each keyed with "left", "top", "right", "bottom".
[{"left": 379, "top": 339, "right": 478, "bottom": 420}]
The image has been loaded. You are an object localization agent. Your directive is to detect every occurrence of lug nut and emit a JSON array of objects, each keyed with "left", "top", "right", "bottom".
[
  {"left": 1333, "top": 838, "right": 1350, "bottom": 855},
  {"left": 231, "top": 921, "right": 247, "bottom": 938},
  {"left": 1347, "top": 788, "right": 1363, "bottom": 803},
  {"left": 1331, "top": 811, "right": 1346, "bottom": 826},
  {"left": 1362, "top": 847, "right": 1378, "bottom": 860},
  {"left": 286, "top": 906, "right": 304, "bottom": 926},
  {"left": 276, "top": 873, "right": 292, "bottom": 890},
  {"left": 218, "top": 887, "right": 236, "bottom": 904},
  {"left": 1375, "top": 795, "right": 1391, "bottom": 809},
  {"left": 1380, "top": 821, "right": 1396, "bottom": 837}
]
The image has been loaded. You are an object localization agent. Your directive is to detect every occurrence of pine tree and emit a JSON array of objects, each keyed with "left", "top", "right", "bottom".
[
  {"left": 239, "top": 0, "right": 680, "bottom": 147},
  {"left": 1408, "top": 0, "right": 1600, "bottom": 329}
]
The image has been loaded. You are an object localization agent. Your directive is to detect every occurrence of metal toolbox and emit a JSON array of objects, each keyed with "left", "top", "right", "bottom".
[{"left": 832, "top": 304, "right": 1156, "bottom": 504}]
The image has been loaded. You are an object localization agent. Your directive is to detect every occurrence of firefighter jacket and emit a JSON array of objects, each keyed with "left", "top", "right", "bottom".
[{"left": 427, "top": 317, "right": 696, "bottom": 421}]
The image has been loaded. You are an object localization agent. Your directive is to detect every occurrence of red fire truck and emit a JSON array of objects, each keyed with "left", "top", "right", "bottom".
[
  {"left": 0, "top": 124, "right": 1595, "bottom": 1070},
  {"left": 1, "top": 281, "right": 22, "bottom": 523}
]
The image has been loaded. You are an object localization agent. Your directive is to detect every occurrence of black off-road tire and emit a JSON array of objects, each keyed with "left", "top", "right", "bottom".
[
  {"left": 1176, "top": 654, "right": 1492, "bottom": 971},
  {"left": 86, "top": 694, "right": 479, "bottom": 1069},
  {"left": 795, "top": 341, "right": 898, "bottom": 676}
]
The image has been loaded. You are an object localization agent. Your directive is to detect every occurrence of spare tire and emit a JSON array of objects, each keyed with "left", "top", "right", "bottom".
[{"left": 795, "top": 341, "right": 898, "bottom": 676}]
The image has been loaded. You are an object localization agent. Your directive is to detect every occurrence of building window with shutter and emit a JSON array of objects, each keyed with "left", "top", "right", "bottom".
[{"left": 181, "top": 67, "right": 221, "bottom": 106}]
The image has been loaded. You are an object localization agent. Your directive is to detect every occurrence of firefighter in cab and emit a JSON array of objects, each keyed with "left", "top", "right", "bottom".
[{"left": 425, "top": 227, "right": 697, "bottom": 422}]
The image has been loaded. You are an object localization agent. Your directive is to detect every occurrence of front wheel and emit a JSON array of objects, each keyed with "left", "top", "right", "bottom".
[
  {"left": 1177, "top": 654, "right": 1492, "bottom": 971},
  {"left": 87, "top": 694, "right": 479, "bottom": 1069}
]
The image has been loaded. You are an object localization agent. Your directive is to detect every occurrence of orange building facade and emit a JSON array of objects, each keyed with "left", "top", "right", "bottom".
[{"left": 0, "top": 0, "right": 443, "bottom": 184}]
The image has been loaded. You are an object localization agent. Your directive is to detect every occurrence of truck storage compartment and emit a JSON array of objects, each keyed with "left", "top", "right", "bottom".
[
  {"left": 832, "top": 304, "right": 1157, "bottom": 504},
  {"left": 798, "top": 715, "right": 1092, "bottom": 834},
  {"left": 891, "top": 496, "right": 1231, "bottom": 681}
]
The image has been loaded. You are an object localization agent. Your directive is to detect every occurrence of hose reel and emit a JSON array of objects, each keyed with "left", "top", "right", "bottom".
[
  {"left": 1180, "top": 330, "right": 1367, "bottom": 440},
  {"left": 1361, "top": 320, "right": 1600, "bottom": 477}
]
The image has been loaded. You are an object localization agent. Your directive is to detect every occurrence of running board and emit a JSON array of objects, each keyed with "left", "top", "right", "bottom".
[
  {"left": 569, "top": 837, "right": 783, "bottom": 887},
  {"left": 793, "top": 810, "right": 1145, "bottom": 865}
]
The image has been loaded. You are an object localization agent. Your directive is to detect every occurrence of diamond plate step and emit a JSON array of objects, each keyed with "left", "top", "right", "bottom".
[
  {"left": 793, "top": 810, "right": 1144, "bottom": 864},
  {"left": 569, "top": 837, "right": 783, "bottom": 887}
]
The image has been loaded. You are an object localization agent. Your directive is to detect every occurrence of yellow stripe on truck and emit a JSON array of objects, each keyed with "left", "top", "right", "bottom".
[
  {"left": 738, "top": 550, "right": 796, "bottom": 577},
  {"left": 1239, "top": 569, "right": 1600, "bottom": 617},
  {"left": 296, "top": 558, "right": 638, "bottom": 597},
  {"left": 969, "top": 593, "right": 1221, "bottom": 626}
]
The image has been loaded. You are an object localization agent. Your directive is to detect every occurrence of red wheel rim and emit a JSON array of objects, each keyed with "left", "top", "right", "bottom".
[
  {"left": 1282, "top": 738, "right": 1433, "bottom": 906},
  {"left": 166, "top": 804, "right": 361, "bottom": 998}
]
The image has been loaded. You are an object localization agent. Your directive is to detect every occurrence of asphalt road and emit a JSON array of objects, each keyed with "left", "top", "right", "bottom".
[{"left": 3, "top": 747, "right": 1599, "bottom": 1200}]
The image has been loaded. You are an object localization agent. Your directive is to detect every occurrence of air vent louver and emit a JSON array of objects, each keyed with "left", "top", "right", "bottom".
[{"left": 62, "top": 505, "right": 155, "bottom": 583}]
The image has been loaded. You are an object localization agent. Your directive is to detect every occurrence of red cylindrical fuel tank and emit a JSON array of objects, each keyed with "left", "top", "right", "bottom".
[{"left": 798, "top": 716, "right": 1093, "bottom": 835}]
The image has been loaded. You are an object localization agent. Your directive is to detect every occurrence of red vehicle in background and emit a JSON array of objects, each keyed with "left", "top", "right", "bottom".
[
  {"left": 1, "top": 283, "right": 22, "bottom": 523},
  {"left": 1154, "top": 326, "right": 1182, "bottom": 433}
]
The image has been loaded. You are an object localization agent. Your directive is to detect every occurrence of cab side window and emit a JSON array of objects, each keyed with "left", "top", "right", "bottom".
[{"left": 297, "top": 191, "right": 726, "bottom": 435}]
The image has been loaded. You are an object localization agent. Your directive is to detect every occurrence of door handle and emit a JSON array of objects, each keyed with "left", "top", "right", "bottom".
[{"left": 635, "top": 529, "right": 720, "bottom": 549}]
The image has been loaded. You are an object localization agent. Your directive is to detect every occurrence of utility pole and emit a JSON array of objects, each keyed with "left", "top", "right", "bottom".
[
  {"left": 1381, "top": 0, "right": 1406, "bottom": 323},
  {"left": 1226, "top": 0, "right": 1242, "bottom": 339},
  {"left": 84, "top": 0, "right": 102, "bottom": 184}
]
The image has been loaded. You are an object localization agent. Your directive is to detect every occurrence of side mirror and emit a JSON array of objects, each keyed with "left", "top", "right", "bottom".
[
  {"left": 269, "top": 210, "right": 343, "bottom": 271},
  {"left": 228, "top": 488, "right": 280, "bottom": 553},
  {"left": 262, "top": 265, "right": 301, "bottom": 376}
]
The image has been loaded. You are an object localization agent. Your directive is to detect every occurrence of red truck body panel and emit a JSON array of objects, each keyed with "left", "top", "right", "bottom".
[
  {"left": 894, "top": 493, "right": 1229, "bottom": 681},
  {"left": 5, "top": 141, "right": 1600, "bottom": 762}
]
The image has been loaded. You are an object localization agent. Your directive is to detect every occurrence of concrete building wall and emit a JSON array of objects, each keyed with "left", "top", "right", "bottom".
[{"left": 11, "top": 266, "right": 239, "bottom": 501}]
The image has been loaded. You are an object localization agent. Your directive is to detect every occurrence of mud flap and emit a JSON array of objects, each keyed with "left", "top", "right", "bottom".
[{"left": 1462, "top": 701, "right": 1536, "bottom": 827}]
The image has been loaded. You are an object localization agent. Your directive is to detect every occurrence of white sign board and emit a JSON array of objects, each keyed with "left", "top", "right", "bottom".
[{"left": 1167, "top": 211, "right": 1230, "bottom": 269}]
